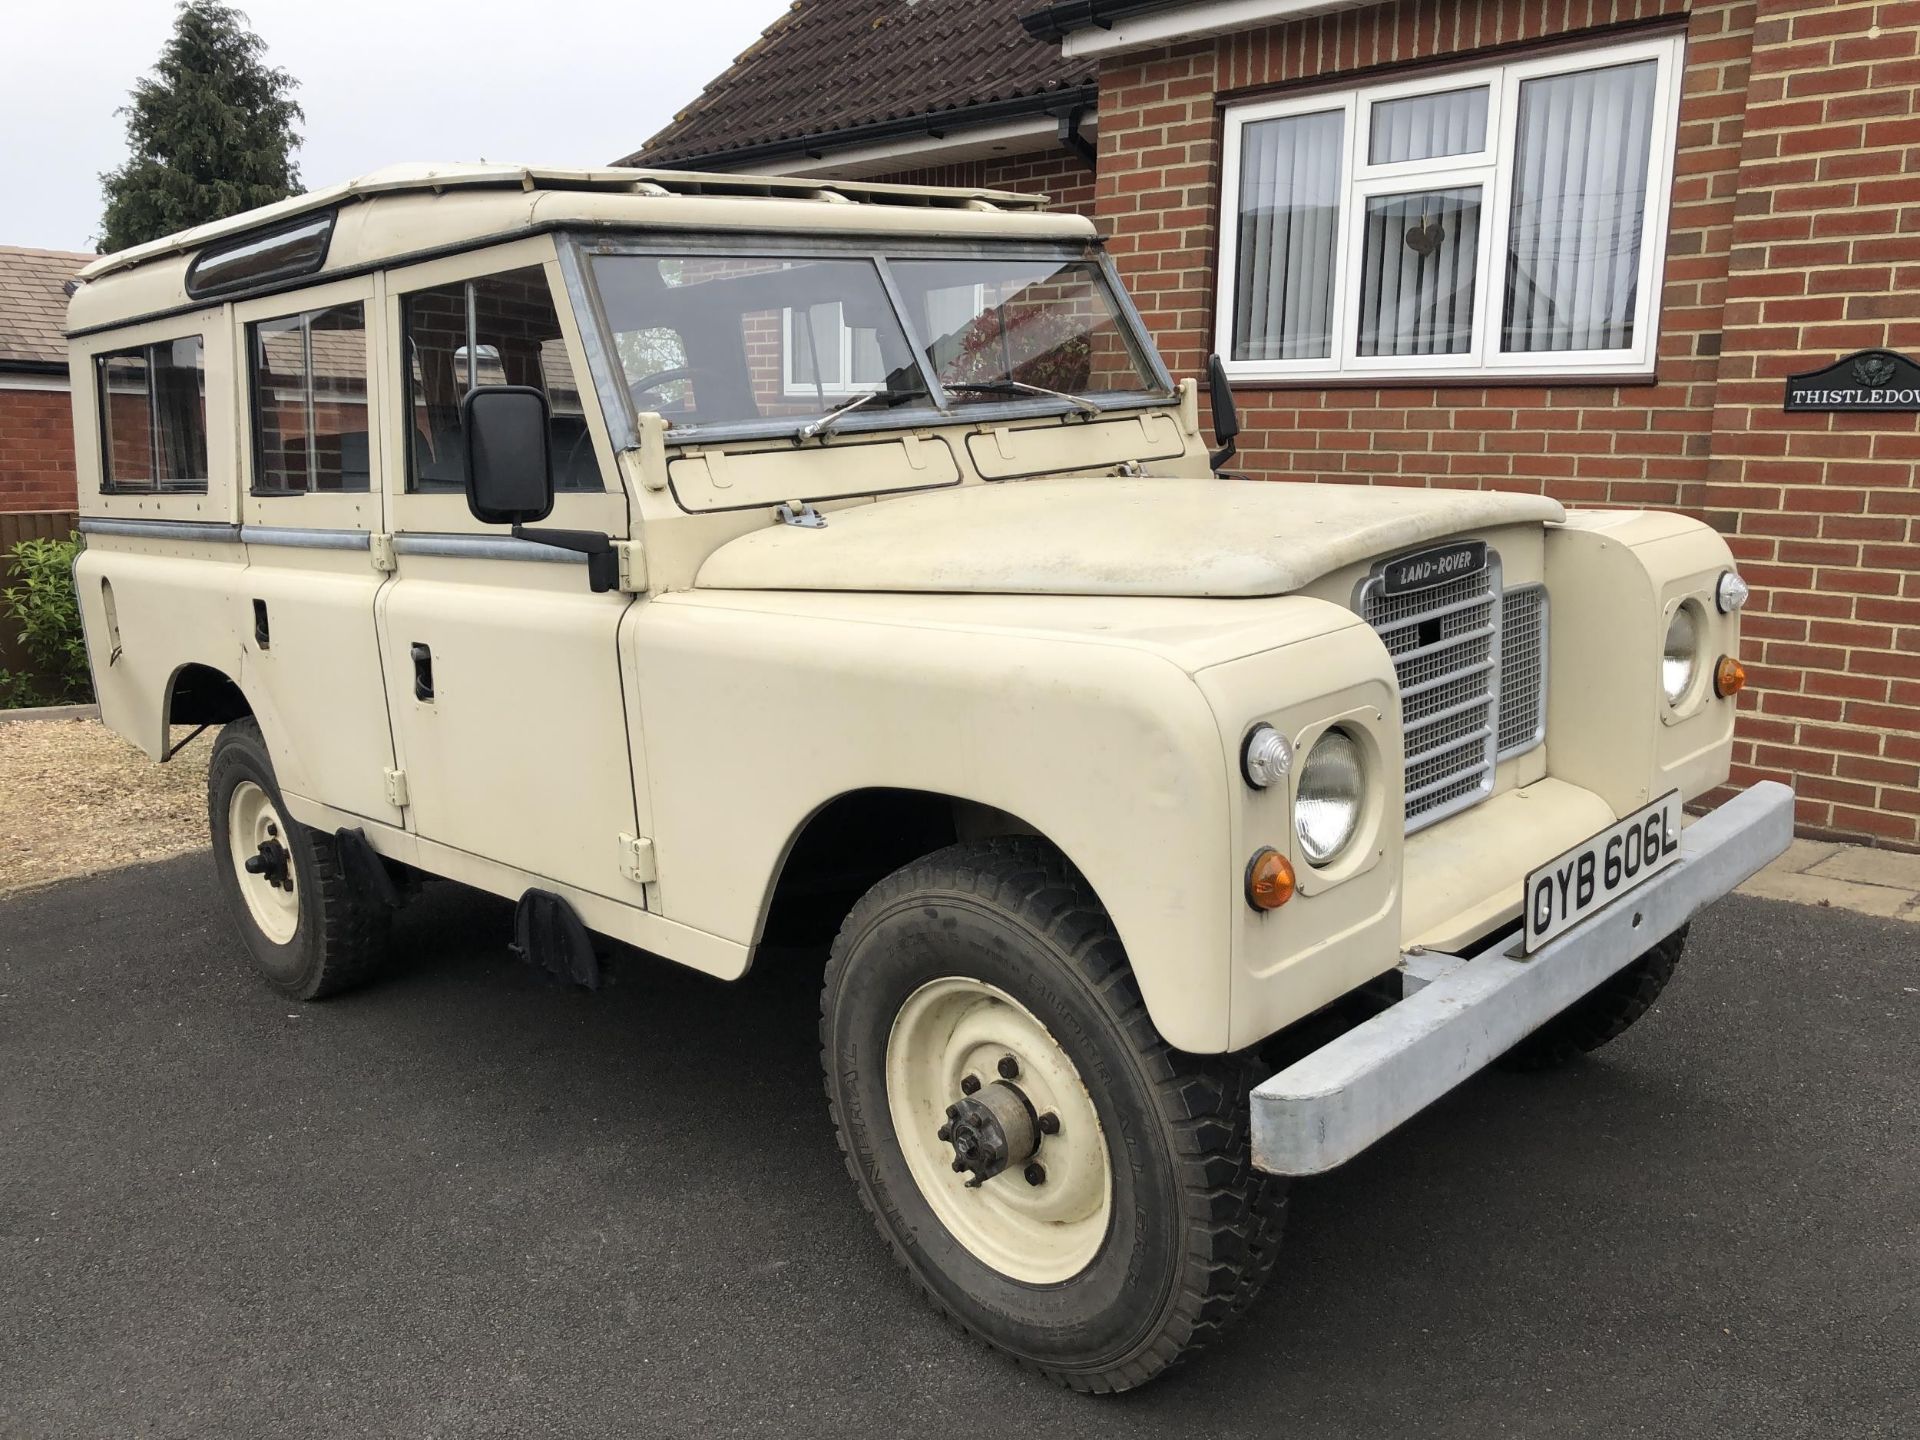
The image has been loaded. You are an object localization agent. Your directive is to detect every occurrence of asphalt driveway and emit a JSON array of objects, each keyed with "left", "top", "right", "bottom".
[{"left": 2, "top": 853, "right": 1915, "bottom": 1438}]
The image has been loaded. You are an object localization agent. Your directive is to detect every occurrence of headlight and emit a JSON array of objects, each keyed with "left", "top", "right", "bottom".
[
  {"left": 1662, "top": 606, "right": 1700, "bottom": 705},
  {"left": 1295, "top": 727, "right": 1364, "bottom": 865},
  {"left": 1715, "top": 570, "right": 1749, "bottom": 614}
]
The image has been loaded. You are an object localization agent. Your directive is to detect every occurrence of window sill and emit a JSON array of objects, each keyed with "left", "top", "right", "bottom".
[{"left": 1219, "top": 370, "right": 1660, "bottom": 392}]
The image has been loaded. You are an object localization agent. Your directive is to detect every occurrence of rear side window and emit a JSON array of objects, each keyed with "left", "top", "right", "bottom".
[
  {"left": 248, "top": 303, "right": 370, "bottom": 494},
  {"left": 96, "top": 337, "right": 209, "bottom": 493},
  {"left": 401, "top": 266, "right": 599, "bottom": 493}
]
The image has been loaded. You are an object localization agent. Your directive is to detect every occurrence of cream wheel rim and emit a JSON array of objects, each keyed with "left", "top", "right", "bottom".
[
  {"left": 227, "top": 780, "right": 299, "bottom": 944},
  {"left": 885, "top": 976, "right": 1113, "bottom": 1284}
]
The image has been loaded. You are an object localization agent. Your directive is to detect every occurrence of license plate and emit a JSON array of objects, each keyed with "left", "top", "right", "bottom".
[{"left": 1522, "top": 792, "right": 1683, "bottom": 953}]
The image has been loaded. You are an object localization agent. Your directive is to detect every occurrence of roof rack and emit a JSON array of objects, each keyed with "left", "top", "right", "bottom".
[{"left": 77, "top": 163, "right": 1052, "bottom": 282}]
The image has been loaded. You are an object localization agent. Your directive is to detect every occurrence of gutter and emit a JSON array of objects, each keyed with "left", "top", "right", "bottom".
[
  {"left": 0, "top": 358, "right": 68, "bottom": 378},
  {"left": 1020, "top": 0, "right": 1182, "bottom": 42},
  {"left": 631, "top": 85, "right": 1099, "bottom": 173}
]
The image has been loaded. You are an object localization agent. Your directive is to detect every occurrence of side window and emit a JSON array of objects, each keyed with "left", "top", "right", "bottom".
[
  {"left": 247, "top": 303, "right": 370, "bottom": 494},
  {"left": 96, "top": 336, "right": 209, "bottom": 493},
  {"left": 401, "top": 266, "right": 599, "bottom": 494}
]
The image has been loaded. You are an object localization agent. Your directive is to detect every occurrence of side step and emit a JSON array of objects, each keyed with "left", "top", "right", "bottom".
[{"left": 512, "top": 888, "right": 601, "bottom": 990}]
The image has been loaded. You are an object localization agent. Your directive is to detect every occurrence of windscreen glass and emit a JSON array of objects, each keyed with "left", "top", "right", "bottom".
[
  {"left": 590, "top": 255, "right": 930, "bottom": 428},
  {"left": 886, "top": 258, "right": 1158, "bottom": 402}
]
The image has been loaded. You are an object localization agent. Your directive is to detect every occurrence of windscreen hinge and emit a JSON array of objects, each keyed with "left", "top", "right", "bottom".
[
  {"left": 369, "top": 532, "right": 397, "bottom": 574},
  {"left": 384, "top": 767, "right": 409, "bottom": 809},
  {"left": 777, "top": 500, "right": 827, "bottom": 528},
  {"left": 619, "top": 833, "right": 657, "bottom": 885}
]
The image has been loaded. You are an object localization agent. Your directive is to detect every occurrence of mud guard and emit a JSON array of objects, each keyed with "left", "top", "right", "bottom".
[{"left": 512, "top": 888, "right": 601, "bottom": 990}]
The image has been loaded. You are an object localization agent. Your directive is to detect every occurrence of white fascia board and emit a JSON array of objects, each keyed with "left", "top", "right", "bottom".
[
  {"left": 1061, "top": 0, "right": 1371, "bottom": 59},
  {"left": 0, "top": 372, "right": 70, "bottom": 392},
  {"left": 724, "top": 114, "right": 1089, "bottom": 180}
]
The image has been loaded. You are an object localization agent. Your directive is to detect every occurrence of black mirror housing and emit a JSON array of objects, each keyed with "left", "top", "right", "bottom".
[
  {"left": 463, "top": 386, "right": 554, "bottom": 526},
  {"left": 1206, "top": 354, "right": 1239, "bottom": 473}
]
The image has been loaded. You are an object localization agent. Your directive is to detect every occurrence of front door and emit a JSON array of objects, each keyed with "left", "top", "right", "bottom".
[{"left": 376, "top": 244, "right": 644, "bottom": 903}]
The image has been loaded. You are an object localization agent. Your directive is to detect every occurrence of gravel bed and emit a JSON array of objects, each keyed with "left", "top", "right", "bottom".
[{"left": 0, "top": 718, "right": 212, "bottom": 896}]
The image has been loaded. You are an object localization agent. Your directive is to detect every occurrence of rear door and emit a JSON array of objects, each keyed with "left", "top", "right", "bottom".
[
  {"left": 232, "top": 278, "right": 402, "bottom": 825},
  {"left": 376, "top": 241, "right": 644, "bottom": 903}
]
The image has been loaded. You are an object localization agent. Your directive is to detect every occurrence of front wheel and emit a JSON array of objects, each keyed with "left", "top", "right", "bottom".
[
  {"left": 1498, "top": 924, "right": 1689, "bottom": 1071},
  {"left": 820, "top": 837, "right": 1285, "bottom": 1393}
]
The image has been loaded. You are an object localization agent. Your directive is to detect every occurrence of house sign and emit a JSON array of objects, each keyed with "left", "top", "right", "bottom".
[{"left": 1784, "top": 349, "right": 1920, "bottom": 412}]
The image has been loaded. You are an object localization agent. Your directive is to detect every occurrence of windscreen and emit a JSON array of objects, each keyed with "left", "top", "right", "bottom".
[
  {"left": 590, "top": 255, "right": 930, "bottom": 429},
  {"left": 886, "top": 258, "right": 1159, "bottom": 402}
]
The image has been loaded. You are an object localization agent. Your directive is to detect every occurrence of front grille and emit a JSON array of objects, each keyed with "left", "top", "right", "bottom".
[
  {"left": 1498, "top": 584, "right": 1548, "bottom": 757},
  {"left": 1360, "top": 551, "right": 1549, "bottom": 834}
]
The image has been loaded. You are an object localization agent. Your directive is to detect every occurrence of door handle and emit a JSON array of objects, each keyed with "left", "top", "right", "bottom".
[
  {"left": 253, "top": 599, "right": 270, "bottom": 649},
  {"left": 410, "top": 642, "right": 434, "bottom": 701}
]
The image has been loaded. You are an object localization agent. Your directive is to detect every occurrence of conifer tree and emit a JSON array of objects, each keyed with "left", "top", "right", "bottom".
[{"left": 99, "top": 1, "right": 303, "bottom": 251}]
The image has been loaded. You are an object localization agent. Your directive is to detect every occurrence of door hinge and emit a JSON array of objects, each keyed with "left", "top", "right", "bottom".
[
  {"left": 369, "top": 532, "right": 397, "bottom": 574},
  {"left": 384, "top": 767, "right": 410, "bottom": 809},
  {"left": 619, "top": 833, "right": 657, "bottom": 884},
  {"left": 617, "top": 540, "right": 646, "bottom": 593}
]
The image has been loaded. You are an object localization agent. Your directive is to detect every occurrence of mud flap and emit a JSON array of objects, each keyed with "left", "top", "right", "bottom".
[
  {"left": 512, "top": 888, "right": 601, "bottom": 990},
  {"left": 334, "top": 828, "right": 402, "bottom": 908}
]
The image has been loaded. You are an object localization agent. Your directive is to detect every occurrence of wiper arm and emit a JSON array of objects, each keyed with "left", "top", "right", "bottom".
[
  {"left": 794, "top": 388, "right": 921, "bottom": 444},
  {"left": 944, "top": 380, "right": 1102, "bottom": 418}
]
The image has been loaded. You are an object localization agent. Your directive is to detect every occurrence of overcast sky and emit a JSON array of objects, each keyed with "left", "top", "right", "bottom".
[{"left": 0, "top": 0, "right": 787, "bottom": 254}]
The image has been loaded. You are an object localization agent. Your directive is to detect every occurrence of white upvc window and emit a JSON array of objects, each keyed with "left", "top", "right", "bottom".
[
  {"left": 1215, "top": 32, "right": 1686, "bottom": 383},
  {"left": 782, "top": 302, "right": 887, "bottom": 396}
]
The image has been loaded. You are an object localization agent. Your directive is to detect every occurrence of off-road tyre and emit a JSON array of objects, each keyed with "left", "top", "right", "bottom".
[
  {"left": 1498, "top": 924, "right": 1689, "bottom": 1072},
  {"left": 207, "top": 718, "right": 392, "bottom": 1000},
  {"left": 820, "top": 836, "right": 1287, "bottom": 1393}
]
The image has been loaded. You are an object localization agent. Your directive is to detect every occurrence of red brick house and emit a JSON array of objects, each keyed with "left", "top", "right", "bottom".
[
  {"left": 635, "top": 0, "right": 1920, "bottom": 849},
  {"left": 0, "top": 245, "right": 92, "bottom": 515}
]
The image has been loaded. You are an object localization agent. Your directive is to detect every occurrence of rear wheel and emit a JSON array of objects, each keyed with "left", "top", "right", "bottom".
[
  {"left": 820, "top": 837, "right": 1285, "bottom": 1393},
  {"left": 207, "top": 719, "right": 392, "bottom": 1000},
  {"left": 1499, "top": 925, "right": 1688, "bottom": 1072}
]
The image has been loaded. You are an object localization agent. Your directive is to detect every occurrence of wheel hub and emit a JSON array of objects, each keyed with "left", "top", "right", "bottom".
[
  {"left": 940, "top": 1079, "right": 1039, "bottom": 1188},
  {"left": 245, "top": 837, "right": 293, "bottom": 891}
]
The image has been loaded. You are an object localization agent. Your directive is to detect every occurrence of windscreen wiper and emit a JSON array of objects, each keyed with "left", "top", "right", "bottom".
[
  {"left": 944, "top": 380, "right": 1102, "bottom": 418},
  {"left": 794, "top": 388, "right": 923, "bottom": 444}
]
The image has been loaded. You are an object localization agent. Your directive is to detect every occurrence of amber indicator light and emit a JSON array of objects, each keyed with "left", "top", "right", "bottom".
[
  {"left": 1245, "top": 848, "right": 1296, "bottom": 911},
  {"left": 1714, "top": 655, "right": 1746, "bottom": 699}
]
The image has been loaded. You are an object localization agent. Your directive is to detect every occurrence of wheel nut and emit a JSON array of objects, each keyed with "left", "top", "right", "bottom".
[
  {"left": 1024, "top": 1163, "right": 1046, "bottom": 1186},
  {"left": 997, "top": 1055, "right": 1019, "bottom": 1080},
  {"left": 937, "top": 1124, "right": 953, "bottom": 1142},
  {"left": 1037, "top": 1112, "right": 1060, "bottom": 1135},
  {"left": 952, "top": 1159, "right": 969, "bottom": 1173},
  {"left": 960, "top": 1074, "right": 981, "bottom": 1095},
  {"left": 945, "top": 1103, "right": 960, "bottom": 1119}
]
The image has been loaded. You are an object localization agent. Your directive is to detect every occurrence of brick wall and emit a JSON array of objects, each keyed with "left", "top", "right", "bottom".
[
  {"left": 878, "top": 146, "right": 1098, "bottom": 218},
  {"left": 1082, "top": 0, "right": 1919, "bottom": 848},
  {"left": 0, "top": 386, "right": 78, "bottom": 513}
]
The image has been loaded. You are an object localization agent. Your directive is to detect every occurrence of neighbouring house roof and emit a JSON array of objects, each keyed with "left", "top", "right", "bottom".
[
  {"left": 0, "top": 246, "right": 95, "bottom": 373},
  {"left": 627, "top": 0, "right": 1096, "bottom": 170}
]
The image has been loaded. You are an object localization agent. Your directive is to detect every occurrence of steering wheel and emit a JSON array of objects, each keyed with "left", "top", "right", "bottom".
[{"left": 627, "top": 366, "right": 693, "bottom": 410}]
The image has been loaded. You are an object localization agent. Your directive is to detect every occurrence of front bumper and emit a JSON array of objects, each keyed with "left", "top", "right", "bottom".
[{"left": 1250, "top": 781, "right": 1795, "bottom": 1176}]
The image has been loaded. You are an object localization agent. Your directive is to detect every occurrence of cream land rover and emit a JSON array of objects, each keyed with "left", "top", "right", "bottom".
[{"left": 68, "top": 163, "right": 1792, "bottom": 1392}]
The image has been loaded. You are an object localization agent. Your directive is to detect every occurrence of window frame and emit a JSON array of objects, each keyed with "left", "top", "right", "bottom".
[
  {"left": 1215, "top": 31, "right": 1687, "bottom": 384},
  {"left": 384, "top": 238, "right": 628, "bottom": 541},
  {"left": 232, "top": 274, "right": 383, "bottom": 533},
  {"left": 94, "top": 335, "right": 212, "bottom": 495}
]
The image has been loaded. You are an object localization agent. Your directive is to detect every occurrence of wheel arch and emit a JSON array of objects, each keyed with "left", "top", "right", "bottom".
[
  {"left": 164, "top": 661, "right": 254, "bottom": 731},
  {"left": 752, "top": 787, "right": 1054, "bottom": 953}
]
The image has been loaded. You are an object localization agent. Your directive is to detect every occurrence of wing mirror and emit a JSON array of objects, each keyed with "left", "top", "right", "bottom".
[
  {"left": 1206, "top": 354, "right": 1239, "bottom": 473},
  {"left": 462, "top": 386, "right": 555, "bottom": 526},
  {"left": 462, "top": 386, "right": 620, "bottom": 593}
]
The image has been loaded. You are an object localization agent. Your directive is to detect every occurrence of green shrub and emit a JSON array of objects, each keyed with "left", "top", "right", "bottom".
[{"left": 0, "top": 534, "right": 91, "bottom": 708}]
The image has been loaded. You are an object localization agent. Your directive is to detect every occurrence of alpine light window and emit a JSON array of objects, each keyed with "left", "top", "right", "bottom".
[{"left": 1217, "top": 33, "right": 1685, "bottom": 381}]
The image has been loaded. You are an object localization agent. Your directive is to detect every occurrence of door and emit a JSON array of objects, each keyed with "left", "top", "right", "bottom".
[
  {"left": 377, "top": 243, "right": 644, "bottom": 903},
  {"left": 233, "top": 277, "right": 403, "bottom": 825}
]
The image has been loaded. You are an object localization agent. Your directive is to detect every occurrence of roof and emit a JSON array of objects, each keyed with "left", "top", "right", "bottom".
[
  {"left": 67, "top": 163, "right": 1096, "bottom": 336},
  {"left": 629, "top": 0, "right": 1096, "bottom": 170},
  {"left": 0, "top": 245, "right": 95, "bottom": 370}
]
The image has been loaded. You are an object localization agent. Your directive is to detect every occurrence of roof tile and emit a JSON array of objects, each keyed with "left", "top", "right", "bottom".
[
  {"left": 0, "top": 245, "right": 95, "bottom": 368},
  {"left": 628, "top": 0, "right": 1094, "bottom": 166}
]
